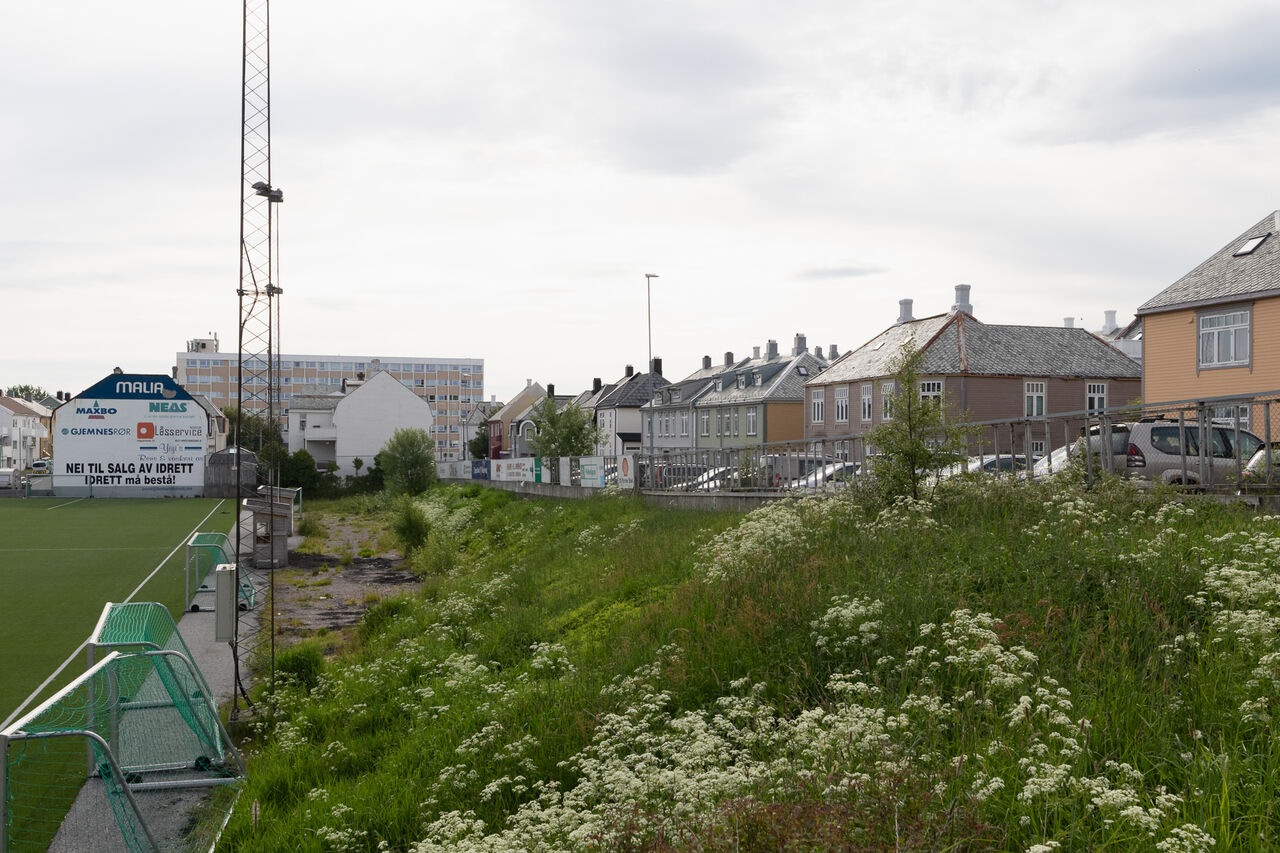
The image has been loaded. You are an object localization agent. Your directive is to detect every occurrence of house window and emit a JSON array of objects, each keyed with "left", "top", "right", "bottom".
[
  {"left": 736, "top": 374, "right": 746, "bottom": 390},
  {"left": 701, "top": 411, "right": 710, "bottom": 436},
  {"left": 1086, "top": 382, "right": 1107, "bottom": 413},
  {"left": 681, "top": 412, "right": 689, "bottom": 436},
  {"left": 881, "top": 382, "right": 895, "bottom": 421},
  {"left": 919, "top": 380, "right": 943, "bottom": 405},
  {"left": 1025, "top": 381, "right": 1046, "bottom": 417},
  {"left": 811, "top": 389, "right": 825, "bottom": 424},
  {"left": 861, "top": 384, "right": 873, "bottom": 422},
  {"left": 1030, "top": 440, "right": 1046, "bottom": 455},
  {"left": 1198, "top": 307, "right": 1251, "bottom": 368},
  {"left": 834, "top": 386, "right": 849, "bottom": 423},
  {"left": 746, "top": 406, "right": 757, "bottom": 436}
]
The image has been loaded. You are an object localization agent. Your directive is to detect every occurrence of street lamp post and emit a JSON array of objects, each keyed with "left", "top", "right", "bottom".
[{"left": 645, "top": 273, "right": 658, "bottom": 487}]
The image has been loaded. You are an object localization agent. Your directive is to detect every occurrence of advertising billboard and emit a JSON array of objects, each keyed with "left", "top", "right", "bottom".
[{"left": 54, "top": 374, "right": 207, "bottom": 497}]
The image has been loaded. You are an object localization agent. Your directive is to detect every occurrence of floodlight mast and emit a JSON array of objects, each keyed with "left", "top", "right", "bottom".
[{"left": 233, "top": 0, "right": 282, "bottom": 716}]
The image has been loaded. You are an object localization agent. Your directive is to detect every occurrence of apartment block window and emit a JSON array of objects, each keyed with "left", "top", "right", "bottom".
[
  {"left": 732, "top": 409, "right": 740, "bottom": 436},
  {"left": 1025, "top": 381, "right": 1046, "bottom": 417},
  {"left": 736, "top": 374, "right": 746, "bottom": 390},
  {"left": 881, "top": 382, "right": 895, "bottom": 421},
  {"left": 811, "top": 389, "right": 825, "bottom": 424},
  {"left": 1086, "top": 382, "right": 1107, "bottom": 413},
  {"left": 716, "top": 412, "right": 723, "bottom": 436},
  {"left": 861, "top": 384, "right": 873, "bottom": 422},
  {"left": 746, "top": 406, "right": 757, "bottom": 436},
  {"left": 701, "top": 411, "right": 710, "bottom": 436},
  {"left": 834, "top": 386, "right": 849, "bottom": 423},
  {"left": 1198, "top": 307, "right": 1251, "bottom": 368}
]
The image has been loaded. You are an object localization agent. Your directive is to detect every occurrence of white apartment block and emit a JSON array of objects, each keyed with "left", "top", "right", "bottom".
[{"left": 174, "top": 335, "right": 483, "bottom": 461}]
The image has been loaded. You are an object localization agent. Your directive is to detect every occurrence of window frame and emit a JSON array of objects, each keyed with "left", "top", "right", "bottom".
[
  {"left": 861, "top": 384, "right": 873, "bottom": 422},
  {"left": 811, "top": 389, "right": 825, "bottom": 424},
  {"left": 833, "top": 385, "right": 849, "bottom": 423},
  {"left": 1197, "top": 305, "right": 1252, "bottom": 370},
  {"left": 881, "top": 382, "right": 895, "bottom": 421},
  {"left": 1024, "top": 380, "right": 1046, "bottom": 418}
]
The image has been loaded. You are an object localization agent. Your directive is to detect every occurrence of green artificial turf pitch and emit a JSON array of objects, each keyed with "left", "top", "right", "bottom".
[{"left": 0, "top": 497, "right": 235, "bottom": 724}]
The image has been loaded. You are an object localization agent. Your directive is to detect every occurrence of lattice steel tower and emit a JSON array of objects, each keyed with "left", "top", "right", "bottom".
[{"left": 233, "top": 0, "right": 283, "bottom": 714}]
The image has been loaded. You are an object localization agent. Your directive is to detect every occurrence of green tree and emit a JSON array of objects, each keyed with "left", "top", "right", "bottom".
[
  {"left": 528, "top": 398, "right": 599, "bottom": 458},
  {"left": 468, "top": 423, "right": 490, "bottom": 460},
  {"left": 866, "top": 341, "right": 970, "bottom": 501},
  {"left": 5, "top": 384, "right": 49, "bottom": 401},
  {"left": 279, "top": 448, "right": 320, "bottom": 492},
  {"left": 378, "top": 428, "right": 437, "bottom": 496}
]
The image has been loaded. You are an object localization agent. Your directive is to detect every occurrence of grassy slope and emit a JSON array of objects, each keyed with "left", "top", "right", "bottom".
[
  {"left": 221, "top": 482, "right": 1279, "bottom": 852},
  {"left": 0, "top": 497, "right": 232, "bottom": 719}
]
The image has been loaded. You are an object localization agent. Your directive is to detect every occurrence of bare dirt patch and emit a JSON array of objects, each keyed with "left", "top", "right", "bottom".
[{"left": 275, "top": 512, "right": 418, "bottom": 641}]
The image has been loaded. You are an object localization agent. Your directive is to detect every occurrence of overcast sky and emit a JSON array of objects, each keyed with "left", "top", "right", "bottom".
[{"left": 5, "top": 0, "right": 1280, "bottom": 402}]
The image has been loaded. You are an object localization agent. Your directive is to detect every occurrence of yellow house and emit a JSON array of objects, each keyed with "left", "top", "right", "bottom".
[{"left": 1138, "top": 211, "right": 1280, "bottom": 432}]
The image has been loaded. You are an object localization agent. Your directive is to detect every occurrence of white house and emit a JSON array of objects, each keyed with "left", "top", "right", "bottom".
[
  {"left": 287, "top": 371, "right": 434, "bottom": 477},
  {"left": 0, "top": 397, "right": 49, "bottom": 472}
]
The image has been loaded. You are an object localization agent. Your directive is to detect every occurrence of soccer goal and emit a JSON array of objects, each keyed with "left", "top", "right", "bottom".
[{"left": 2, "top": 605, "right": 245, "bottom": 853}]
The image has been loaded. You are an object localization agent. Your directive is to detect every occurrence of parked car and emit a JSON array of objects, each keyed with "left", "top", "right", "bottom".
[
  {"left": 789, "top": 461, "right": 859, "bottom": 491},
  {"left": 939, "top": 454, "right": 1029, "bottom": 480},
  {"left": 1121, "top": 421, "right": 1262, "bottom": 488},
  {"left": 1032, "top": 421, "right": 1263, "bottom": 487},
  {"left": 1240, "top": 444, "right": 1280, "bottom": 490}
]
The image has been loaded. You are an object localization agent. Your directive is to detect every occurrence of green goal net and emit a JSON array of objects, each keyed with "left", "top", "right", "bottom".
[{"left": 3, "top": 625, "right": 243, "bottom": 851}]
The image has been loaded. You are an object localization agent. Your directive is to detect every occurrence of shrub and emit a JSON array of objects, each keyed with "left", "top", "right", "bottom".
[
  {"left": 391, "top": 496, "right": 431, "bottom": 554},
  {"left": 274, "top": 642, "right": 324, "bottom": 691}
]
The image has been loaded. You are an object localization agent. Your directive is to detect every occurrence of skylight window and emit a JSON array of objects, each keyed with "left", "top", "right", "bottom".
[{"left": 1234, "top": 234, "right": 1269, "bottom": 256}]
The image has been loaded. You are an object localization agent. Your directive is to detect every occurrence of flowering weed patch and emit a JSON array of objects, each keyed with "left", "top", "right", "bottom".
[{"left": 221, "top": 483, "right": 1278, "bottom": 852}]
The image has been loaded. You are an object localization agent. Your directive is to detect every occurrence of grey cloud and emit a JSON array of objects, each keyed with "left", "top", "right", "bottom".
[
  {"left": 797, "top": 265, "right": 887, "bottom": 280},
  {"left": 1042, "top": 11, "right": 1280, "bottom": 142}
]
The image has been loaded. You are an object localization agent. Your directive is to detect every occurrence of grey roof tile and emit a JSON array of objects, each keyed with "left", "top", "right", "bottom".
[
  {"left": 1139, "top": 211, "right": 1280, "bottom": 314},
  {"left": 811, "top": 312, "right": 1139, "bottom": 383}
]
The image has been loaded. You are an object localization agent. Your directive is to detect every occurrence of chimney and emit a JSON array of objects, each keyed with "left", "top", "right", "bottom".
[
  {"left": 897, "top": 299, "right": 914, "bottom": 324},
  {"left": 951, "top": 284, "right": 973, "bottom": 315},
  {"left": 828, "top": 344, "right": 838, "bottom": 361},
  {"left": 793, "top": 333, "right": 807, "bottom": 357},
  {"left": 592, "top": 377, "right": 602, "bottom": 393},
  {"left": 625, "top": 364, "right": 634, "bottom": 378},
  {"left": 651, "top": 357, "right": 662, "bottom": 376},
  {"left": 724, "top": 352, "right": 734, "bottom": 367},
  {"left": 702, "top": 355, "right": 711, "bottom": 370},
  {"left": 753, "top": 346, "right": 761, "bottom": 359},
  {"left": 1063, "top": 317, "right": 1075, "bottom": 328},
  {"left": 547, "top": 384, "right": 555, "bottom": 397},
  {"left": 813, "top": 346, "right": 822, "bottom": 358},
  {"left": 526, "top": 378, "right": 532, "bottom": 387},
  {"left": 767, "top": 339, "right": 779, "bottom": 360},
  {"left": 1102, "top": 310, "right": 1119, "bottom": 334}
]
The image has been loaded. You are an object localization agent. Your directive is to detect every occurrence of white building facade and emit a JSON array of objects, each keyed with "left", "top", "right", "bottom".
[
  {"left": 286, "top": 372, "right": 434, "bottom": 477},
  {"left": 0, "top": 397, "right": 49, "bottom": 472}
]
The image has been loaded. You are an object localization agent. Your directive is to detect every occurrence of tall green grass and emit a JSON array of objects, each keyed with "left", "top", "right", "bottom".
[{"left": 220, "top": 480, "right": 1278, "bottom": 851}]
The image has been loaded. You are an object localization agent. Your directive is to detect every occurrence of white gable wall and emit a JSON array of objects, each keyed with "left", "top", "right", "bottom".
[{"left": 332, "top": 372, "right": 434, "bottom": 476}]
